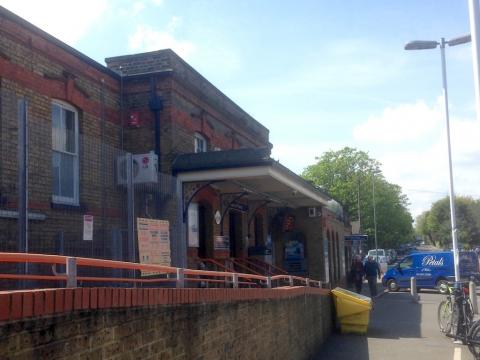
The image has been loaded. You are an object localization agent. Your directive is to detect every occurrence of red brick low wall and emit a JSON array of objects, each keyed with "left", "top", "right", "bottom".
[{"left": 0, "top": 287, "right": 332, "bottom": 359}]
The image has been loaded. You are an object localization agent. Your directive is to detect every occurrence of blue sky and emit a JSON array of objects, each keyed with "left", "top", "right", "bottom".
[{"left": 2, "top": 0, "right": 480, "bottom": 217}]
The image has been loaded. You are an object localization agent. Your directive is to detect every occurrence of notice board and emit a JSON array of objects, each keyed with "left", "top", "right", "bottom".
[
  {"left": 83, "top": 215, "right": 93, "bottom": 241},
  {"left": 137, "top": 218, "right": 170, "bottom": 275}
]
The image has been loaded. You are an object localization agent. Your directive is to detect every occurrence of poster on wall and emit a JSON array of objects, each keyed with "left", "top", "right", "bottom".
[
  {"left": 188, "top": 203, "right": 199, "bottom": 247},
  {"left": 214, "top": 235, "right": 230, "bottom": 250},
  {"left": 83, "top": 215, "right": 93, "bottom": 241},
  {"left": 284, "top": 239, "right": 305, "bottom": 260},
  {"left": 137, "top": 218, "right": 170, "bottom": 275}
]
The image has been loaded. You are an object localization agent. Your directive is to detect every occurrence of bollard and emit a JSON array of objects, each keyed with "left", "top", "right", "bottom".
[
  {"left": 305, "top": 278, "right": 310, "bottom": 287},
  {"left": 266, "top": 276, "right": 272, "bottom": 288},
  {"left": 232, "top": 273, "right": 239, "bottom": 288},
  {"left": 410, "top": 277, "right": 419, "bottom": 302},
  {"left": 289, "top": 276, "right": 294, "bottom": 287},
  {"left": 470, "top": 281, "right": 478, "bottom": 314},
  {"left": 66, "top": 257, "right": 77, "bottom": 288},
  {"left": 176, "top": 268, "right": 185, "bottom": 288}
]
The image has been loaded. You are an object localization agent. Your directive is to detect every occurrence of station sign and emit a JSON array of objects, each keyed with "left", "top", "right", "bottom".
[{"left": 344, "top": 234, "right": 368, "bottom": 242}]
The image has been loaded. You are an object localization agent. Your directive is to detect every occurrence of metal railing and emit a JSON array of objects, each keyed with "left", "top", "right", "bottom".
[
  {"left": 246, "top": 257, "right": 288, "bottom": 275},
  {"left": 0, "top": 252, "right": 322, "bottom": 290}
]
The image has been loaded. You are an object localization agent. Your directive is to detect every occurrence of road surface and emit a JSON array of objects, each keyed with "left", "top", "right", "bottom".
[{"left": 316, "top": 290, "right": 477, "bottom": 360}]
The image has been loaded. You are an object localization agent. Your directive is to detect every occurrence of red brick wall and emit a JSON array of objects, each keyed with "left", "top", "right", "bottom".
[
  {"left": 0, "top": 8, "right": 124, "bottom": 259},
  {"left": 0, "top": 8, "right": 273, "bottom": 270},
  {"left": 106, "top": 49, "right": 269, "bottom": 148},
  {"left": 323, "top": 208, "right": 348, "bottom": 286},
  {"left": 0, "top": 287, "right": 332, "bottom": 360}
]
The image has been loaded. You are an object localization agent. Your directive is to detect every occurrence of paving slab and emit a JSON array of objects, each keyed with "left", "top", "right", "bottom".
[{"left": 316, "top": 290, "right": 475, "bottom": 360}]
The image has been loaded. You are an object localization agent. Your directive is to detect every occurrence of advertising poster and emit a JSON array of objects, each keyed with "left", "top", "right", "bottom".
[
  {"left": 188, "top": 203, "right": 199, "bottom": 247},
  {"left": 137, "top": 218, "right": 170, "bottom": 275},
  {"left": 83, "top": 215, "right": 93, "bottom": 241}
]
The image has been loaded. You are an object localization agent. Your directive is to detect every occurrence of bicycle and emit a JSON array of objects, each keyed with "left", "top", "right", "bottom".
[
  {"left": 437, "top": 282, "right": 474, "bottom": 338},
  {"left": 437, "top": 281, "right": 480, "bottom": 359}
]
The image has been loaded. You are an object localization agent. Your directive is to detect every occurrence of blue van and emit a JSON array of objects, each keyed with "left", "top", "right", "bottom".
[{"left": 382, "top": 251, "right": 479, "bottom": 293}]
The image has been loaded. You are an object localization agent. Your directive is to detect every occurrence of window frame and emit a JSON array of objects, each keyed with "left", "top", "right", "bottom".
[
  {"left": 399, "top": 256, "right": 413, "bottom": 270},
  {"left": 194, "top": 133, "right": 208, "bottom": 153},
  {"left": 51, "top": 100, "right": 80, "bottom": 206}
]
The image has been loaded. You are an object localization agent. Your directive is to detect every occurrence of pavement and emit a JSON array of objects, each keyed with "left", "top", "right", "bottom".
[{"left": 316, "top": 287, "right": 477, "bottom": 360}]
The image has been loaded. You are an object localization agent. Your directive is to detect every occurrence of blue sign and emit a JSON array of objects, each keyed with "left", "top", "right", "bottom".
[
  {"left": 284, "top": 240, "right": 304, "bottom": 260},
  {"left": 345, "top": 234, "right": 368, "bottom": 241}
]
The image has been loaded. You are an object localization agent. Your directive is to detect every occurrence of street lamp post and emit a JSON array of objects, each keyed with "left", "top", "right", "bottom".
[
  {"left": 468, "top": 0, "right": 480, "bottom": 122},
  {"left": 405, "top": 34, "right": 471, "bottom": 284},
  {"left": 357, "top": 177, "right": 361, "bottom": 232},
  {"left": 372, "top": 174, "right": 378, "bottom": 263}
]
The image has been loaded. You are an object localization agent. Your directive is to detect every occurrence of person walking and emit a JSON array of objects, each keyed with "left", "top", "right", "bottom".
[
  {"left": 364, "top": 255, "right": 381, "bottom": 297},
  {"left": 350, "top": 255, "right": 365, "bottom": 294}
]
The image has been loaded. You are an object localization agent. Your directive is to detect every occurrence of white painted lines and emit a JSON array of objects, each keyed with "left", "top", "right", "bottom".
[{"left": 453, "top": 346, "right": 461, "bottom": 360}]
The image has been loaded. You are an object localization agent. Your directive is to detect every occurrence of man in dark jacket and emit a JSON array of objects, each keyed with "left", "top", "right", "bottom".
[
  {"left": 364, "top": 255, "right": 381, "bottom": 297},
  {"left": 350, "top": 255, "right": 365, "bottom": 294}
]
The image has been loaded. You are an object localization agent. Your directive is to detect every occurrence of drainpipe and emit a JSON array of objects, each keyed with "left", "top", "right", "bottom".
[
  {"left": 149, "top": 77, "right": 164, "bottom": 227},
  {"left": 149, "top": 77, "right": 163, "bottom": 167}
]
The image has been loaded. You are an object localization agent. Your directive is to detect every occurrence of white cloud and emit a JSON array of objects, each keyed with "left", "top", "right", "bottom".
[
  {"left": 354, "top": 98, "right": 480, "bottom": 218},
  {"left": 128, "top": 20, "right": 195, "bottom": 59},
  {"left": 271, "top": 141, "right": 344, "bottom": 175},
  {"left": 150, "top": 0, "right": 163, "bottom": 5},
  {"left": 0, "top": 0, "right": 109, "bottom": 45},
  {"left": 353, "top": 99, "right": 443, "bottom": 144},
  {"left": 132, "top": 1, "right": 146, "bottom": 15},
  {"left": 167, "top": 16, "right": 181, "bottom": 33},
  {"left": 271, "top": 144, "right": 318, "bottom": 173}
]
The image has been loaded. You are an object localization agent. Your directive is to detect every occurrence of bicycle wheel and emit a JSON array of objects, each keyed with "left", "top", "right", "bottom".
[
  {"left": 467, "top": 320, "right": 480, "bottom": 359},
  {"left": 438, "top": 300, "right": 453, "bottom": 334},
  {"left": 466, "top": 298, "right": 475, "bottom": 326},
  {"left": 450, "top": 301, "right": 465, "bottom": 340}
]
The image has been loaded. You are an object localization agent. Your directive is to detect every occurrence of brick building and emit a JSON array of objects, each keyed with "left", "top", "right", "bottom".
[{"left": 0, "top": 6, "right": 349, "bottom": 286}]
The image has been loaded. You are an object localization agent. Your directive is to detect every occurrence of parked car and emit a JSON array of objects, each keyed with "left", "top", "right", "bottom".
[
  {"left": 366, "top": 249, "right": 388, "bottom": 273},
  {"left": 382, "top": 251, "right": 479, "bottom": 294}
]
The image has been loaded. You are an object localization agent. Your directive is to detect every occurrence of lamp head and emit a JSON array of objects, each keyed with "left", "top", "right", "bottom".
[
  {"left": 405, "top": 40, "right": 439, "bottom": 50},
  {"left": 447, "top": 34, "right": 471, "bottom": 47}
]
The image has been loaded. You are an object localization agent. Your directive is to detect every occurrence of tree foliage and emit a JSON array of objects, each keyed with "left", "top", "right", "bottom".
[
  {"left": 415, "top": 196, "right": 480, "bottom": 249},
  {"left": 302, "top": 147, "right": 414, "bottom": 249}
]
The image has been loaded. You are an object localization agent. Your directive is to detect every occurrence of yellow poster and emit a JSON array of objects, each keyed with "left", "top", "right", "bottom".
[{"left": 137, "top": 218, "right": 170, "bottom": 276}]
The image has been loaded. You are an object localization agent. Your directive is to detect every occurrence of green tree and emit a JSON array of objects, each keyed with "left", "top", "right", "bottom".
[
  {"left": 416, "top": 196, "right": 480, "bottom": 249},
  {"left": 302, "top": 147, "right": 414, "bottom": 249},
  {"left": 415, "top": 211, "right": 431, "bottom": 244}
]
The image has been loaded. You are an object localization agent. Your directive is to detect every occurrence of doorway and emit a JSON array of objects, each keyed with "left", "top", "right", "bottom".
[
  {"left": 198, "top": 204, "right": 213, "bottom": 258},
  {"left": 229, "top": 211, "right": 243, "bottom": 258},
  {"left": 254, "top": 214, "right": 264, "bottom": 246}
]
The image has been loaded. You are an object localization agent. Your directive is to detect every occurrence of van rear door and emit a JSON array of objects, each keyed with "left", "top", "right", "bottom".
[{"left": 459, "top": 251, "right": 478, "bottom": 277}]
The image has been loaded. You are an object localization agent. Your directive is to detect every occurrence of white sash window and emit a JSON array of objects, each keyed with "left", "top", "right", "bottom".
[{"left": 52, "top": 101, "right": 79, "bottom": 205}]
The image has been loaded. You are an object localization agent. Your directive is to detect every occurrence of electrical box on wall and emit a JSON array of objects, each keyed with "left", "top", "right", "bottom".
[
  {"left": 308, "top": 207, "right": 322, "bottom": 217},
  {"left": 116, "top": 152, "right": 158, "bottom": 185}
]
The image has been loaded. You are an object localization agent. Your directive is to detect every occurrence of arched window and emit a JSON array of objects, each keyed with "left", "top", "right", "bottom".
[{"left": 52, "top": 100, "right": 79, "bottom": 205}]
